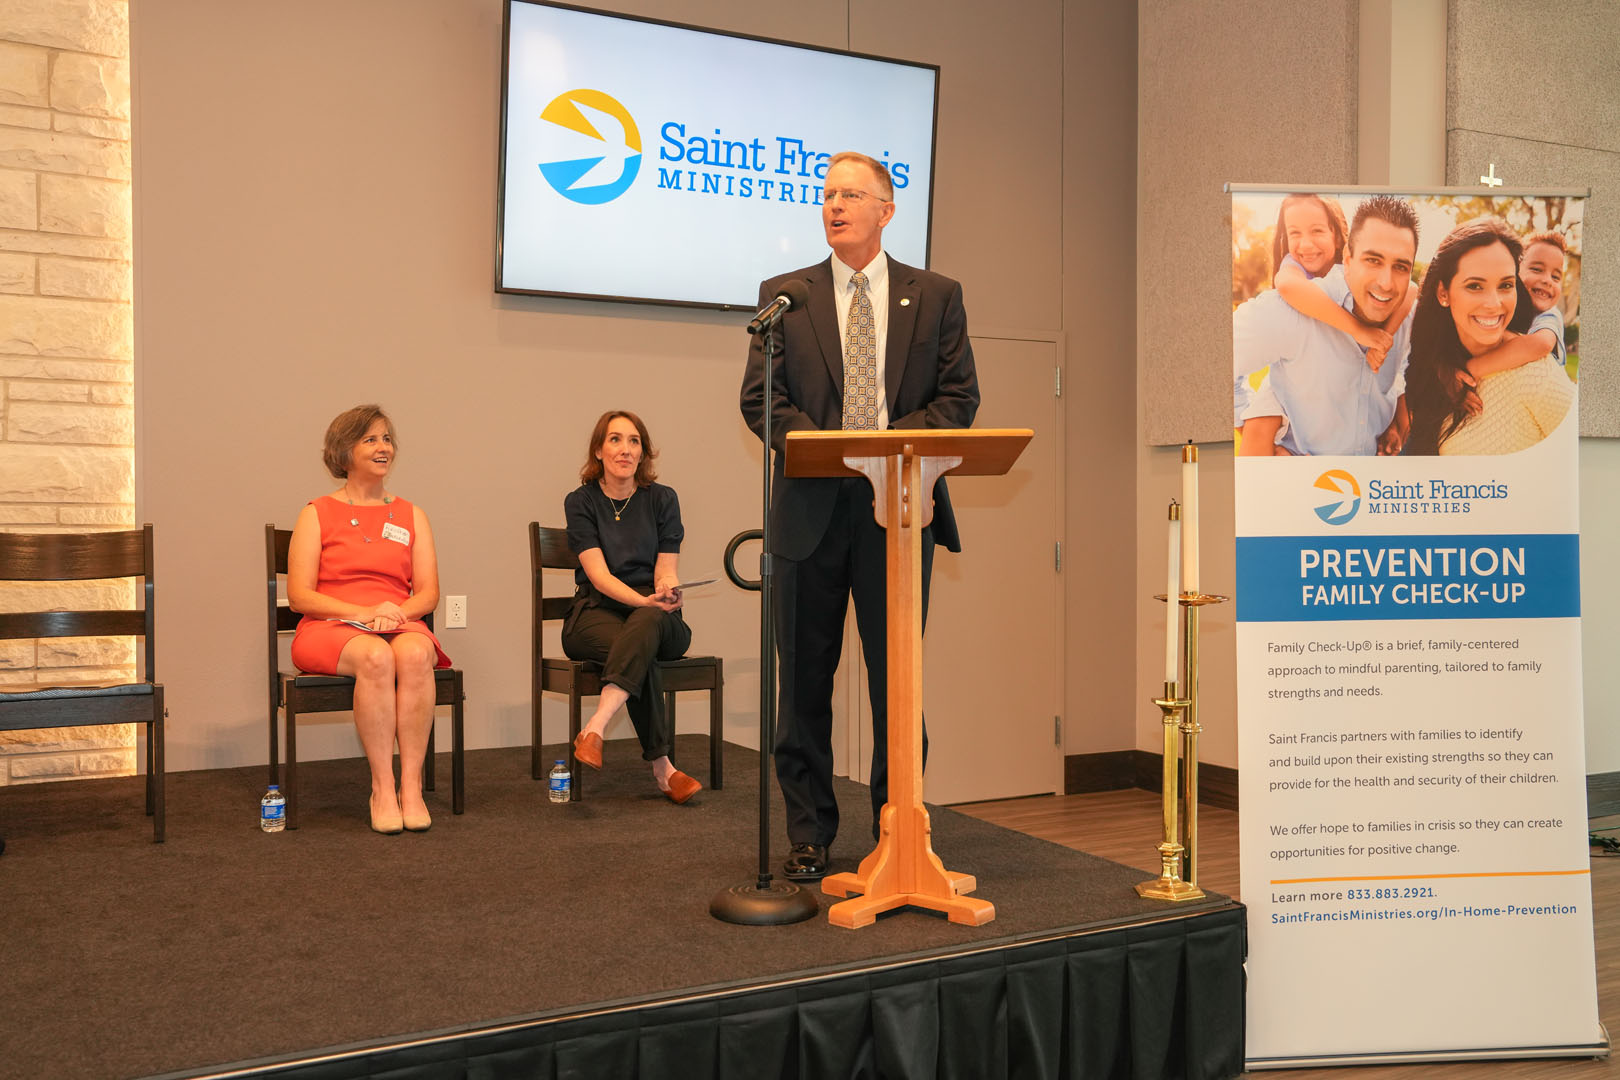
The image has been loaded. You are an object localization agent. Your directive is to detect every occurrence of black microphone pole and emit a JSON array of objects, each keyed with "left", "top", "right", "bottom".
[{"left": 711, "top": 291, "right": 818, "bottom": 926}]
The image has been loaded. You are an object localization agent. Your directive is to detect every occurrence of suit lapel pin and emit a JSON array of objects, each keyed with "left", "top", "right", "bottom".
[{"left": 900, "top": 297, "right": 911, "bottom": 306}]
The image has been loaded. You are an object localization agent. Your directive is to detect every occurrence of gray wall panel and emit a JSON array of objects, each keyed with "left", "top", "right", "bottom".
[
  {"left": 1448, "top": 0, "right": 1620, "bottom": 153},
  {"left": 1139, "top": 0, "right": 1359, "bottom": 446},
  {"left": 1447, "top": 0, "right": 1619, "bottom": 436}
]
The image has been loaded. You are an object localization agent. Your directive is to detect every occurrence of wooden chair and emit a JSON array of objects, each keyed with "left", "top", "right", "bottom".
[
  {"left": 529, "top": 522, "right": 723, "bottom": 798},
  {"left": 0, "top": 525, "right": 165, "bottom": 842},
  {"left": 266, "top": 525, "right": 465, "bottom": 829}
]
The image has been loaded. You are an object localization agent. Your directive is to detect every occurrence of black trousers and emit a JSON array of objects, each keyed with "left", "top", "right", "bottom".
[
  {"left": 774, "top": 478, "right": 933, "bottom": 847},
  {"left": 562, "top": 601, "right": 692, "bottom": 761}
]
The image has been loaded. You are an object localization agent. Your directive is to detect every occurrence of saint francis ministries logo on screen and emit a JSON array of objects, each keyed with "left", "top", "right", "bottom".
[
  {"left": 533, "top": 89, "right": 918, "bottom": 209},
  {"left": 536, "top": 89, "right": 643, "bottom": 205}
]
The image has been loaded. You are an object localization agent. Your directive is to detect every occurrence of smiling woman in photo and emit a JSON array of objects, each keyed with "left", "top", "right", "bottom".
[
  {"left": 560, "top": 409, "right": 701, "bottom": 804},
  {"left": 287, "top": 405, "right": 452, "bottom": 834},
  {"left": 1403, "top": 219, "right": 1573, "bottom": 456}
]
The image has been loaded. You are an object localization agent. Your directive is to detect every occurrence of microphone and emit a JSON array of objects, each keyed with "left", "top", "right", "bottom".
[{"left": 746, "top": 278, "right": 810, "bottom": 335}]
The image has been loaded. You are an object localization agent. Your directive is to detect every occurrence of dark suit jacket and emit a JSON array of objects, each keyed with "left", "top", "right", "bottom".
[{"left": 739, "top": 255, "right": 980, "bottom": 561}]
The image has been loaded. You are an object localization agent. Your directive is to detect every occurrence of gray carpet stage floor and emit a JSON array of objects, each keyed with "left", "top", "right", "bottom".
[{"left": 0, "top": 736, "right": 1240, "bottom": 1079}]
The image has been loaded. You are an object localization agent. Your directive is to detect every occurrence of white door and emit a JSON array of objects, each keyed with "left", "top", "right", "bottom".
[{"left": 838, "top": 334, "right": 1065, "bottom": 804}]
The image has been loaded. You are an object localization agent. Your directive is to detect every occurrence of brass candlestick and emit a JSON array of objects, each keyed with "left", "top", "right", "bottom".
[
  {"left": 1137, "top": 679, "right": 1200, "bottom": 900},
  {"left": 1139, "top": 591, "right": 1227, "bottom": 901},
  {"left": 1179, "top": 591, "right": 1225, "bottom": 887},
  {"left": 1184, "top": 599, "right": 1202, "bottom": 886}
]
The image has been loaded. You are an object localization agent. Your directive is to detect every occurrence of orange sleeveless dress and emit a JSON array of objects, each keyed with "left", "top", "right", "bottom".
[{"left": 289, "top": 495, "right": 452, "bottom": 674}]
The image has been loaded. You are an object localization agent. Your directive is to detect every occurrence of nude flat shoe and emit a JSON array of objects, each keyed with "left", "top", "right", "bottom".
[
  {"left": 370, "top": 794, "right": 404, "bottom": 835},
  {"left": 400, "top": 790, "right": 432, "bottom": 832}
]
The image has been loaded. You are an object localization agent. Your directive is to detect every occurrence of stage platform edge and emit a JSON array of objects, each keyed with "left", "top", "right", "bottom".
[{"left": 158, "top": 903, "right": 1246, "bottom": 1080}]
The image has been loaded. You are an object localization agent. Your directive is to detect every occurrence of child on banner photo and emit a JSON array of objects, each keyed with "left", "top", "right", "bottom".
[{"left": 1232, "top": 194, "right": 1419, "bottom": 457}]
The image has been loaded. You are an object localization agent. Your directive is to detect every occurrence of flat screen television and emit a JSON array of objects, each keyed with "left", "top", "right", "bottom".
[{"left": 497, "top": 1, "right": 939, "bottom": 309}]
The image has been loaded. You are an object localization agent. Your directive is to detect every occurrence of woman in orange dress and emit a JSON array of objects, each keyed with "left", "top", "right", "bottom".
[{"left": 288, "top": 405, "right": 451, "bottom": 834}]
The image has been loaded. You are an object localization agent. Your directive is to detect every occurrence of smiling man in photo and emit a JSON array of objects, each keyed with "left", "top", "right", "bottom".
[{"left": 1235, "top": 194, "right": 1421, "bottom": 456}]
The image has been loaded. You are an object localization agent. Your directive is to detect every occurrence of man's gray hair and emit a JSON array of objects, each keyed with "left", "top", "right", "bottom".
[{"left": 827, "top": 151, "right": 893, "bottom": 200}]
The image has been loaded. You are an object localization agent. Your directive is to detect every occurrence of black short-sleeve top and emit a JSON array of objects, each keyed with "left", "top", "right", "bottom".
[{"left": 563, "top": 481, "right": 684, "bottom": 605}]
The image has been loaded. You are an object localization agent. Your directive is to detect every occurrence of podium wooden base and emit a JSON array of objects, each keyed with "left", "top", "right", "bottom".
[
  {"left": 785, "top": 429, "right": 1030, "bottom": 931},
  {"left": 821, "top": 803, "right": 996, "bottom": 928}
]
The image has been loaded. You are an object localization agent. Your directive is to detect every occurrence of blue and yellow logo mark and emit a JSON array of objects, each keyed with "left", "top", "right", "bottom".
[
  {"left": 538, "top": 89, "right": 641, "bottom": 204},
  {"left": 1313, "top": 469, "right": 1361, "bottom": 526}
]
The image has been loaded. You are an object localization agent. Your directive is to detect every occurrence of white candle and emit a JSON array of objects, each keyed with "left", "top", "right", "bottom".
[
  {"left": 1165, "top": 501, "right": 1181, "bottom": 688},
  {"left": 1181, "top": 442, "right": 1199, "bottom": 595}
]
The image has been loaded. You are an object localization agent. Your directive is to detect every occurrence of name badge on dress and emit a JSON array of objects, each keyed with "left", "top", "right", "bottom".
[{"left": 381, "top": 522, "right": 411, "bottom": 545}]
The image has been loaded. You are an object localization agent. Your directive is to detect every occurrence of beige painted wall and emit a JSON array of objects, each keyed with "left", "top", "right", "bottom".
[
  {"left": 131, "top": 0, "right": 1140, "bottom": 776},
  {"left": 1061, "top": 0, "right": 1138, "bottom": 755}
]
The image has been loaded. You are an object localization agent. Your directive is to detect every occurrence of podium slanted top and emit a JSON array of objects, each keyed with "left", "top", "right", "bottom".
[{"left": 783, "top": 428, "right": 1033, "bottom": 478}]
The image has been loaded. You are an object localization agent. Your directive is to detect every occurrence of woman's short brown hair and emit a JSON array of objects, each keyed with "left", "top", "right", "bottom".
[
  {"left": 322, "top": 404, "right": 396, "bottom": 480},
  {"left": 578, "top": 409, "right": 658, "bottom": 488}
]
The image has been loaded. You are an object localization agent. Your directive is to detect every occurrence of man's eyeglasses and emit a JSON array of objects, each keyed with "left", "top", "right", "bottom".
[{"left": 823, "top": 188, "right": 888, "bottom": 204}]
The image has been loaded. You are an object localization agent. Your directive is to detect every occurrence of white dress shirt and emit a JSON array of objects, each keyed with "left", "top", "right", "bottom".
[{"left": 831, "top": 250, "right": 891, "bottom": 429}]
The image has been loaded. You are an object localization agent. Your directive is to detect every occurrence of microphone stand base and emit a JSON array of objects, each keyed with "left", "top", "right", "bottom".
[{"left": 710, "top": 879, "right": 820, "bottom": 925}]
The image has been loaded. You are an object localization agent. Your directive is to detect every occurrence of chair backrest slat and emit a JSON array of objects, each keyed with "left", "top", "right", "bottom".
[
  {"left": 529, "top": 523, "right": 581, "bottom": 630},
  {"left": 266, "top": 525, "right": 284, "bottom": 711},
  {"left": 0, "top": 526, "right": 155, "bottom": 679},
  {"left": 537, "top": 527, "right": 579, "bottom": 571},
  {"left": 275, "top": 603, "right": 300, "bottom": 633},
  {"left": 0, "top": 610, "right": 146, "bottom": 640},
  {"left": 0, "top": 528, "right": 147, "bottom": 581},
  {"left": 270, "top": 527, "right": 292, "bottom": 574}
]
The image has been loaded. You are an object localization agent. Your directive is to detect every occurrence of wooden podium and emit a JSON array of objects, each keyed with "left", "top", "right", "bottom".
[{"left": 784, "top": 427, "right": 1033, "bottom": 928}]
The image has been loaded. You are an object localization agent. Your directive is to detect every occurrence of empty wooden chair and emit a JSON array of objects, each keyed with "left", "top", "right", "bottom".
[{"left": 0, "top": 525, "right": 165, "bottom": 842}]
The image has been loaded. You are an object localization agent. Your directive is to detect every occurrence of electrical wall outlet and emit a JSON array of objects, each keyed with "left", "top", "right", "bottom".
[{"left": 445, "top": 595, "right": 467, "bottom": 628}]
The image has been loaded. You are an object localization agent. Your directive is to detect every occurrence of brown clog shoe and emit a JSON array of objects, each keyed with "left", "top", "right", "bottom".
[
  {"left": 573, "top": 730, "right": 603, "bottom": 770},
  {"left": 662, "top": 769, "right": 702, "bottom": 805}
]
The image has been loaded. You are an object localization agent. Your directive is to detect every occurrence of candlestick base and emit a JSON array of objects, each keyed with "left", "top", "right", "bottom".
[
  {"left": 1136, "top": 686, "right": 1203, "bottom": 901},
  {"left": 1136, "top": 839, "right": 1206, "bottom": 901}
]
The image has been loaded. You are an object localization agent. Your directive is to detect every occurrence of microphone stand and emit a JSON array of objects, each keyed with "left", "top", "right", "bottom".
[{"left": 710, "top": 311, "right": 818, "bottom": 925}]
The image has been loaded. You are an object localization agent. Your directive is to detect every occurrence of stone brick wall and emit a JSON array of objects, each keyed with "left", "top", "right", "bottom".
[{"left": 0, "top": 0, "right": 136, "bottom": 785}]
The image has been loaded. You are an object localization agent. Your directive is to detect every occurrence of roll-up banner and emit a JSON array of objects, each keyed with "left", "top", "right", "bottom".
[{"left": 1231, "top": 187, "right": 1603, "bottom": 1067}]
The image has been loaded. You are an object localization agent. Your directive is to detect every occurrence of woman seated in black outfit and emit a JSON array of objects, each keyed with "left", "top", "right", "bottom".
[{"left": 564, "top": 409, "right": 701, "bottom": 804}]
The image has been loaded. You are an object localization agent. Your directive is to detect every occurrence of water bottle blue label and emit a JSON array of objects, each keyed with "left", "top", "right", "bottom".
[
  {"left": 549, "top": 778, "right": 567, "bottom": 793},
  {"left": 263, "top": 804, "right": 285, "bottom": 820}
]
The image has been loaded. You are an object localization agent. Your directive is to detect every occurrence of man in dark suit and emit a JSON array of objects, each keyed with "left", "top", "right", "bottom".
[{"left": 740, "top": 150, "right": 979, "bottom": 881}]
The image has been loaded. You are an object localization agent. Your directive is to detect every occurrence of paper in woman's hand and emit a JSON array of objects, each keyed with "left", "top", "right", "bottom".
[{"left": 326, "top": 618, "right": 380, "bottom": 631}]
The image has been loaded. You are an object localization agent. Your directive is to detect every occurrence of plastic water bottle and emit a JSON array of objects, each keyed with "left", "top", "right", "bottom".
[
  {"left": 548, "top": 759, "right": 571, "bottom": 803},
  {"left": 260, "top": 784, "right": 286, "bottom": 832}
]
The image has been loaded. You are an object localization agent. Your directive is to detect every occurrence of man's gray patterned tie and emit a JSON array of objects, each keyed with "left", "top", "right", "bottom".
[{"left": 842, "top": 270, "right": 878, "bottom": 430}]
